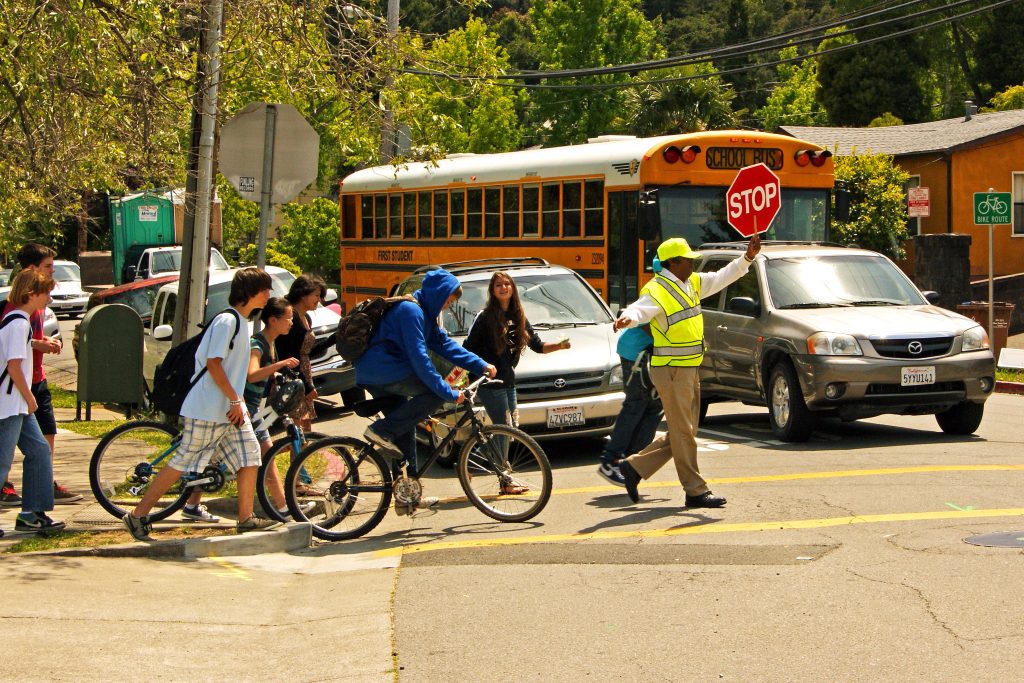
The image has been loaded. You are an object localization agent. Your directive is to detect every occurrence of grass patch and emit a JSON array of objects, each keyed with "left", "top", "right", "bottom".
[
  {"left": 4, "top": 526, "right": 229, "bottom": 554},
  {"left": 59, "top": 419, "right": 128, "bottom": 439},
  {"left": 49, "top": 386, "right": 78, "bottom": 409},
  {"left": 996, "top": 367, "right": 1024, "bottom": 383}
]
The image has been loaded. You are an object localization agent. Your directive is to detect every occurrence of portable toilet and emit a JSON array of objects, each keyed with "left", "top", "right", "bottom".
[{"left": 108, "top": 190, "right": 176, "bottom": 284}]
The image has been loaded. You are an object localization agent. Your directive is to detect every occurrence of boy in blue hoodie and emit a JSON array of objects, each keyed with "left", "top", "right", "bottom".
[{"left": 356, "top": 269, "right": 495, "bottom": 512}]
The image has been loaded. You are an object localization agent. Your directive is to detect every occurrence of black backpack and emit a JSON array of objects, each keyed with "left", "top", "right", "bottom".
[
  {"left": 0, "top": 312, "right": 32, "bottom": 395},
  {"left": 151, "top": 309, "right": 242, "bottom": 417},
  {"left": 335, "top": 295, "right": 416, "bottom": 363}
]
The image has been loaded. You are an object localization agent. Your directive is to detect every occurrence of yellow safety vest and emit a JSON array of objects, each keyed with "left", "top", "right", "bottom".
[{"left": 641, "top": 272, "right": 704, "bottom": 367}]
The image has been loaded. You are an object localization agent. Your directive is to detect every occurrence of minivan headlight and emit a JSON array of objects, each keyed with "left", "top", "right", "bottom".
[
  {"left": 962, "top": 325, "right": 990, "bottom": 352},
  {"left": 807, "top": 332, "right": 863, "bottom": 356},
  {"left": 609, "top": 364, "right": 624, "bottom": 388}
]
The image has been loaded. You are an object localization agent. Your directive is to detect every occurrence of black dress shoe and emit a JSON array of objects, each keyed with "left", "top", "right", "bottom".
[
  {"left": 685, "top": 491, "right": 726, "bottom": 508},
  {"left": 621, "top": 460, "right": 641, "bottom": 503}
]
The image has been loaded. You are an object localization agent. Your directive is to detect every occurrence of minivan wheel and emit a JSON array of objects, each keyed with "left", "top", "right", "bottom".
[
  {"left": 935, "top": 401, "right": 984, "bottom": 435},
  {"left": 768, "top": 361, "right": 815, "bottom": 442}
]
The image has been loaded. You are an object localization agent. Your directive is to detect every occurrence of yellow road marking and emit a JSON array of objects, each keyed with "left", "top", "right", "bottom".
[
  {"left": 373, "top": 507, "right": 1024, "bottom": 558},
  {"left": 548, "top": 464, "right": 1024, "bottom": 497},
  {"left": 208, "top": 555, "right": 253, "bottom": 581}
]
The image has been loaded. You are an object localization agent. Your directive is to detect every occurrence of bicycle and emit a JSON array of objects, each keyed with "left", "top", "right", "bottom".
[
  {"left": 283, "top": 376, "right": 553, "bottom": 541},
  {"left": 977, "top": 194, "right": 1008, "bottom": 216},
  {"left": 89, "top": 369, "right": 324, "bottom": 523}
]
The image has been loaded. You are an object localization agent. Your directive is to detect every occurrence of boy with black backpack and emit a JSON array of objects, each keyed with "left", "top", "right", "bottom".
[{"left": 123, "top": 267, "right": 280, "bottom": 540}]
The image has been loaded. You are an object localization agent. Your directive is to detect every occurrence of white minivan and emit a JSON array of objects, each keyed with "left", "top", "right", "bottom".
[{"left": 143, "top": 266, "right": 356, "bottom": 398}]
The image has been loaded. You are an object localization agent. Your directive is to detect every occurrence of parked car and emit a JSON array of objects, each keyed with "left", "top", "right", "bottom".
[
  {"left": 0, "top": 268, "right": 11, "bottom": 287},
  {"left": 71, "top": 274, "right": 181, "bottom": 359},
  {"left": 393, "top": 258, "right": 625, "bottom": 442},
  {"left": 48, "top": 260, "right": 90, "bottom": 318},
  {"left": 42, "top": 306, "right": 61, "bottom": 343},
  {"left": 694, "top": 242, "right": 996, "bottom": 441},
  {"left": 123, "top": 245, "right": 230, "bottom": 283},
  {"left": 143, "top": 266, "right": 354, "bottom": 399}
]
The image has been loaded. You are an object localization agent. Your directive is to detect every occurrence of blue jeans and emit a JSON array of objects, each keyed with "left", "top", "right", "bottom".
[
  {"left": 477, "top": 384, "right": 518, "bottom": 468},
  {"left": 365, "top": 375, "right": 445, "bottom": 475},
  {"left": 0, "top": 413, "right": 55, "bottom": 512},
  {"left": 601, "top": 358, "right": 664, "bottom": 463}
]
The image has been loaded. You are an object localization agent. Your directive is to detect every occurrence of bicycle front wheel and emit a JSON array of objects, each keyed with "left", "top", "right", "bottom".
[
  {"left": 285, "top": 436, "right": 393, "bottom": 541},
  {"left": 257, "top": 431, "right": 328, "bottom": 522},
  {"left": 457, "top": 425, "right": 552, "bottom": 522},
  {"left": 89, "top": 420, "right": 189, "bottom": 522}
]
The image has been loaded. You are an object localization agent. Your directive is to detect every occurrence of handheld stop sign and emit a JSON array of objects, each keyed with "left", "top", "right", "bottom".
[{"left": 726, "top": 163, "right": 781, "bottom": 237}]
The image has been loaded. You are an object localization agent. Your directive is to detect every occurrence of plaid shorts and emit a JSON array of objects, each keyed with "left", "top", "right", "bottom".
[{"left": 168, "top": 416, "right": 261, "bottom": 474}]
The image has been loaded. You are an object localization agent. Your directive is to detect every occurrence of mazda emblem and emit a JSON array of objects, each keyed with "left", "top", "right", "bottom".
[
  {"left": 554, "top": 378, "right": 567, "bottom": 389},
  {"left": 907, "top": 341, "right": 923, "bottom": 355}
]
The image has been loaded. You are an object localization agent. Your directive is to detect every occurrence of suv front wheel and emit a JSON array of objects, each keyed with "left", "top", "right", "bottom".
[
  {"left": 935, "top": 400, "right": 984, "bottom": 435},
  {"left": 767, "top": 361, "right": 815, "bottom": 442}
]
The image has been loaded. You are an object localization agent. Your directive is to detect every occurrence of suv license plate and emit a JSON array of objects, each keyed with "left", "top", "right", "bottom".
[
  {"left": 547, "top": 405, "right": 585, "bottom": 428},
  {"left": 901, "top": 366, "right": 935, "bottom": 386}
]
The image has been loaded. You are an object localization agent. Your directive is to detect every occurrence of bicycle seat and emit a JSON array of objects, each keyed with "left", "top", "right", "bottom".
[{"left": 352, "top": 395, "right": 405, "bottom": 418}]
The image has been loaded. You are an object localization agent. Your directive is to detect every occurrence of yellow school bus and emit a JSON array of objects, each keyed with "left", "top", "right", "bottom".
[{"left": 337, "top": 130, "right": 836, "bottom": 311}]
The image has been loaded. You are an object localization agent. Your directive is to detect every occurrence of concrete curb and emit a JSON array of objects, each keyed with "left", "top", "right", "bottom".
[
  {"left": 15, "top": 522, "right": 311, "bottom": 559},
  {"left": 995, "top": 380, "right": 1024, "bottom": 395}
]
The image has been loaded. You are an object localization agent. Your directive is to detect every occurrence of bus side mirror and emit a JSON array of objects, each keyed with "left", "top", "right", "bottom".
[
  {"left": 638, "top": 191, "right": 660, "bottom": 241},
  {"left": 834, "top": 182, "right": 850, "bottom": 223}
]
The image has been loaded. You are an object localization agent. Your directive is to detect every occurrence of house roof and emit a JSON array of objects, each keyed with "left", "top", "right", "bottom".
[{"left": 781, "top": 109, "right": 1024, "bottom": 156}]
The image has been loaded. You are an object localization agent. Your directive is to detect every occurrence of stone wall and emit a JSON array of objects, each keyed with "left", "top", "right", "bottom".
[{"left": 912, "top": 233, "right": 973, "bottom": 311}]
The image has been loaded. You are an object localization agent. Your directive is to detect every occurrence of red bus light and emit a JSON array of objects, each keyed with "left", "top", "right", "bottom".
[
  {"left": 662, "top": 146, "right": 681, "bottom": 163},
  {"left": 794, "top": 150, "right": 811, "bottom": 167},
  {"left": 680, "top": 145, "right": 701, "bottom": 163},
  {"left": 811, "top": 150, "right": 832, "bottom": 167}
]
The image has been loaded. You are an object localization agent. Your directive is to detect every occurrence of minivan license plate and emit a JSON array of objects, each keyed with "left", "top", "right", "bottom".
[
  {"left": 901, "top": 366, "right": 935, "bottom": 386},
  {"left": 547, "top": 405, "right": 585, "bottom": 428}
]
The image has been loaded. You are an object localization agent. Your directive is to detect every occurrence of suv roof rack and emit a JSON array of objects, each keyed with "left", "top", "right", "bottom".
[
  {"left": 698, "top": 240, "right": 848, "bottom": 250},
  {"left": 414, "top": 257, "right": 550, "bottom": 275}
]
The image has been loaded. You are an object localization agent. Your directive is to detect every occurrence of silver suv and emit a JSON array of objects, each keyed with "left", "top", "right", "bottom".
[
  {"left": 695, "top": 243, "right": 996, "bottom": 441},
  {"left": 394, "top": 258, "right": 625, "bottom": 441}
]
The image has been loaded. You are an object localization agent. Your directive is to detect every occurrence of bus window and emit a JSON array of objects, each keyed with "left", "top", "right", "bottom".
[
  {"left": 563, "top": 181, "right": 581, "bottom": 237},
  {"left": 484, "top": 186, "right": 500, "bottom": 238},
  {"left": 451, "top": 189, "right": 465, "bottom": 237},
  {"left": 374, "top": 194, "right": 386, "bottom": 238},
  {"left": 403, "top": 192, "right": 416, "bottom": 238},
  {"left": 503, "top": 185, "right": 519, "bottom": 238},
  {"left": 585, "top": 179, "right": 604, "bottom": 236},
  {"left": 342, "top": 195, "right": 357, "bottom": 239},
  {"left": 388, "top": 194, "right": 401, "bottom": 238},
  {"left": 467, "top": 187, "right": 483, "bottom": 238},
  {"left": 434, "top": 190, "right": 449, "bottom": 238},
  {"left": 361, "top": 195, "right": 374, "bottom": 239},
  {"left": 418, "top": 192, "right": 431, "bottom": 238},
  {"left": 542, "top": 182, "right": 560, "bottom": 238},
  {"left": 522, "top": 184, "right": 539, "bottom": 237}
]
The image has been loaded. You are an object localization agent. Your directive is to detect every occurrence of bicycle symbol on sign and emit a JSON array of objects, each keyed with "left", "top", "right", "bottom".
[{"left": 977, "top": 194, "right": 1008, "bottom": 216}]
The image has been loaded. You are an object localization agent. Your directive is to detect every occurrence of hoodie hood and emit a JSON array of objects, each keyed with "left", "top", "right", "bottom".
[{"left": 416, "top": 269, "right": 461, "bottom": 320}]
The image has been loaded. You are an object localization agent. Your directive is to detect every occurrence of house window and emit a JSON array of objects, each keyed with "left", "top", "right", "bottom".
[
  {"left": 904, "top": 176, "right": 920, "bottom": 237},
  {"left": 1014, "top": 173, "right": 1024, "bottom": 236}
]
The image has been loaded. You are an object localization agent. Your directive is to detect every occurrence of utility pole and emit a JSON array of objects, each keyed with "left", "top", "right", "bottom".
[
  {"left": 174, "top": 0, "right": 223, "bottom": 344},
  {"left": 380, "top": 0, "right": 399, "bottom": 163}
]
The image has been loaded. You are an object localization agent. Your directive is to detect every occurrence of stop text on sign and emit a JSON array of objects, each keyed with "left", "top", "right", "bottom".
[{"left": 728, "top": 183, "right": 778, "bottom": 218}]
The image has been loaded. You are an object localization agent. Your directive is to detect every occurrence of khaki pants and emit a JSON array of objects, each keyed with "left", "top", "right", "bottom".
[{"left": 625, "top": 365, "right": 708, "bottom": 496}]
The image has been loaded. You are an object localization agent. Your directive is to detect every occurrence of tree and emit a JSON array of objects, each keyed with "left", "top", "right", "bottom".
[
  {"left": 528, "top": 0, "right": 663, "bottom": 145},
  {"left": 756, "top": 46, "right": 829, "bottom": 131},
  {"left": 624, "top": 64, "right": 739, "bottom": 135},
  {"left": 868, "top": 113, "right": 903, "bottom": 127},
  {"left": 833, "top": 152, "right": 910, "bottom": 260},
  {"left": 973, "top": 5, "right": 1024, "bottom": 105},
  {"left": 274, "top": 198, "right": 341, "bottom": 280},
  {"left": 987, "top": 85, "right": 1024, "bottom": 112},
  {"left": 396, "top": 18, "right": 524, "bottom": 154}
]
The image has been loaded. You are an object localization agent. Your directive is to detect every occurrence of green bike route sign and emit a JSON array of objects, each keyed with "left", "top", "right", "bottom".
[{"left": 974, "top": 191, "right": 1011, "bottom": 225}]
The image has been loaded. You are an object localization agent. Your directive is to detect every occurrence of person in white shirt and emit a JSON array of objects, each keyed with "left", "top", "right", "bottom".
[
  {"left": 123, "top": 268, "right": 281, "bottom": 540},
  {"left": 0, "top": 269, "right": 65, "bottom": 535},
  {"left": 604, "top": 234, "right": 760, "bottom": 508}
]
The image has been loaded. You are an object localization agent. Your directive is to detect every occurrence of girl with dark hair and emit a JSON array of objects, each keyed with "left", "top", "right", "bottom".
[
  {"left": 462, "top": 271, "right": 570, "bottom": 494},
  {"left": 276, "top": 274, "right": 326, "bottom": 434}
]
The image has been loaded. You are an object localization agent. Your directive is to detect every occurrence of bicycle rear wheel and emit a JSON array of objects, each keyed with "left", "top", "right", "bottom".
[
  {"left": 89, "top": 420, "right": 189, "bottom": 522},
  {"left": 257, "top": 431, "right": 328, "bottom": 522},
  {"left": 457, "top": 425, "right": 552, "bottom": 522},
  {"left": 285, "top": 436, "right": 393, "bottom": 541}
]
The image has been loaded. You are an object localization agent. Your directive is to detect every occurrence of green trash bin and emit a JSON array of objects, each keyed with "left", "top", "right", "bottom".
[
  {"left": 77, "top": 303, "right": 145, "bottom": 420},
  {"left": 955, "top": 301, "right": 1016, "bottom": 358}
]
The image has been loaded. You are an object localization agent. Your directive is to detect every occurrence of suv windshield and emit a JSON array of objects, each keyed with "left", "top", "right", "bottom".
[
  {"left": 430, "top": 272, "right": 612, "bottom": 336},
  {"left": 152, "top": 249, "right": 230, "bottom": 275},
  {"left": 766, "top": 255, "right": 926, "bottom": 309},
  {"left": 204, "top": 270, "right": 295, "bottom": 322}
]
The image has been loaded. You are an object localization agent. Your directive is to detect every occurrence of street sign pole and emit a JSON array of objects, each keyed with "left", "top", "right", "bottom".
[
  {"left": 257, "top": 104, "right": 277, "bottom": 270},
  {"left": 973, "top": 188, "right": 1012, "bottom": 348}
]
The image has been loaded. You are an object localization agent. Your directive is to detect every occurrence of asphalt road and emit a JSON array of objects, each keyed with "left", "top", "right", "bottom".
[{"left": 4, "top": 374, "right": 1024, "bottom": 681}]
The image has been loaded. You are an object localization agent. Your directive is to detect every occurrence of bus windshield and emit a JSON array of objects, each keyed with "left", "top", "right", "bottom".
[{"left": 655, "top": 186, "right": 828, "bottom": 246}]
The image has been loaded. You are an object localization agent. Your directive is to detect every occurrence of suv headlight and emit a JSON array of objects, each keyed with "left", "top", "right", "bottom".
[
  {"left": 609, "top": 364, "right": 624, "bottom": 388},
  {"left": 962, "top": 325, "right": 990, "bottom": 352},
  {"left": 807, "top": 332, "right": 863, "bottom": 356}
]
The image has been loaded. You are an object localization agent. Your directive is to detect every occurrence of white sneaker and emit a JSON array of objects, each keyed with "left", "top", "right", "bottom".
[
  {"left": 181, "top": 504, "right": 220, "bottom": 522},
  {"left": 277, "top": 501, "right": 316, "bottom": 519}
]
